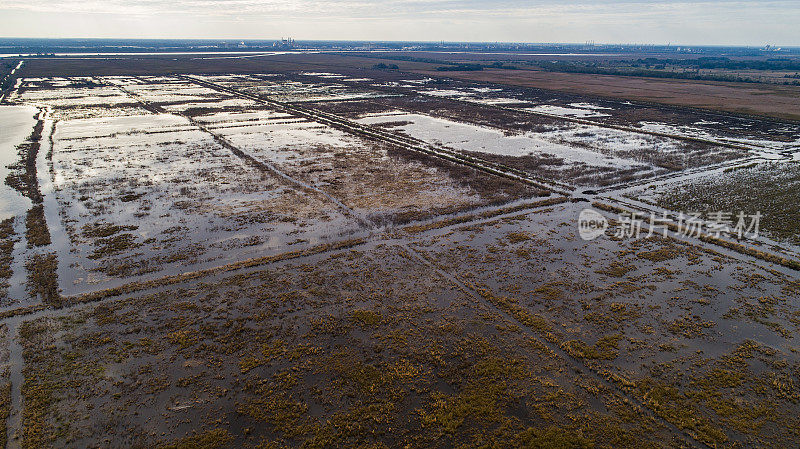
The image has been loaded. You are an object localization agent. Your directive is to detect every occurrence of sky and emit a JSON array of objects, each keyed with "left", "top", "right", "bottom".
[{"left": 0, "top": 0, "right": 798, "bottom": 46}]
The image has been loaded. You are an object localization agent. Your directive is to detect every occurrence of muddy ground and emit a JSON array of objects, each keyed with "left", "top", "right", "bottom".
[
  {"left": 0, "top": 63, "right": 799, "bottom": 449},
  {"left": 11, "top": 201, "right": 800, "bottom": 449}
]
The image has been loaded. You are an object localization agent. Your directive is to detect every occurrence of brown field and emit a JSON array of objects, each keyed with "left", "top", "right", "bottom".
[
  {"left": 17, "top": 53, "right": 439, "bottom": 78},
  {"left": 415, "top": 67, "right": 800, "bottom": 120}
]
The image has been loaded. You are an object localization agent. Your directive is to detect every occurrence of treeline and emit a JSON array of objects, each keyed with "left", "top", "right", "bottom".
[
  {"left": 349, "top": 52, "right": 519, "bottom": 72},
  {"left": 436, "top": 63, "right": 483, "bottom": 72},
  {"left": 348, "top": 53, "right": 453, "bottom": 66},
  {"left": 535, "top": 61, "right": 800, "bottom": 85},
  {"left": 372, "top": 63, "right": 399, "bottom": 70},
  {"left": 632, "top": 57, "right": 800, "bottom": 71}
]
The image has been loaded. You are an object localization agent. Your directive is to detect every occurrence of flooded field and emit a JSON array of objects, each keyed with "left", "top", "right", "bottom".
[
  {"left": 292, "top": 74, "right": 762, "bottom": 187},
  {"left": 14, "top": 238, "right": 688, "bottom": 448},
  {"left": 409, "top": 201, "right": 800, "bottom": 447},
  {"left": 10, "top": 200, "right": 800, "bottom": 449},
  {"left": 0, "top": 65, "right": 799, "bottom": 449},
  {"left": 631, "top": 161, "right": 800, "bottom": 246},
  {"left": 0, "top": 75, "right": 543, "bottom": 301},
  {"left": 354, "top": 110, "right": 699, "bottom": 186}
]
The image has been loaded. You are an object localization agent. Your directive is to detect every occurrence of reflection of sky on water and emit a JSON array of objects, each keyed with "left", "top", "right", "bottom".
[{"left": 0, "top": 105, "right": 36, "bottom": 221}]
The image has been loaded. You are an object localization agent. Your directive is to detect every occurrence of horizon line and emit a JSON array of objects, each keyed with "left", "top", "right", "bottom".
[{"left": 0, "top": 38, "right": 798, "bottom": 49}]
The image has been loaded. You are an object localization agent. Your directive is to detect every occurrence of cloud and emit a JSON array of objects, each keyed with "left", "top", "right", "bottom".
[
  {"left": 2, "top": 0, "right": 794, "bottom": 17},
  {"left": 1, "top": 0, "right": 798, "bottom": 44}
]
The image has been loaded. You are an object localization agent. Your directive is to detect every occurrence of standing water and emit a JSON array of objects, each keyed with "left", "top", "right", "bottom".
[{"left": 0, "top": 105, "right": 37, "bottom": 221}]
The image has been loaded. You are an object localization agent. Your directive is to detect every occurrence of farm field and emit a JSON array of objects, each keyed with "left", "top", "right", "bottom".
[
  {"left": 0, "top": 53, "right": 799, "bottom": 449},
  {"left": 412, "top": 67, "right": 800, "bottom": 121},
  {"left": 16, "top": 52, "right": 800, "bottom": 120}
]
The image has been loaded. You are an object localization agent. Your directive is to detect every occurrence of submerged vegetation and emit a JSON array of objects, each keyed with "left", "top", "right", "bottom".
[
  {"left": 655, "top": 162, "right": 800, "bottom": 244},
  {"left": 24, "top": 205, "right": 50, "bottom": 247},
  {"left": 0, "top": 219, "right": 16, "bottom": 298},
  {"left": 5, "top": 115, "right": 44, "bottom": 203},
  {"left": 24, "top": 253, "right": 59, "bottom": 306}
]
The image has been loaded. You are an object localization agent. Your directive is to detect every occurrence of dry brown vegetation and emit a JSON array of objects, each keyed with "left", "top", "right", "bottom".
[{"left": 416, "top": 67, "right": 800, "bottom": 120}]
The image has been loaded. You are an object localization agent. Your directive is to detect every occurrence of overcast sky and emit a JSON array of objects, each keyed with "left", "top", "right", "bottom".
[{"left": 1, "top": 0, "right": 798, "bottom": 46}]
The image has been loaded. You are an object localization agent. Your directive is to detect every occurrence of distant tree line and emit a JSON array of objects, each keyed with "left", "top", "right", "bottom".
[
  {"left": 350, "top": 53, "right": 452, "bottom": 65},
  {"left": 436, "top": 63, "right": 483, "bottom": 71},
  {"left": 372, "top": 63, "right": 399, "bottom": 70},
  {"left": 534, "top": 61, "right": 800, "bottom": 85},
  {"left": 631, "top": 57, "right": 800, "bottom": 71},
  {"left": 350, "top": 52, "right": 520, "bottom": 72}
]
